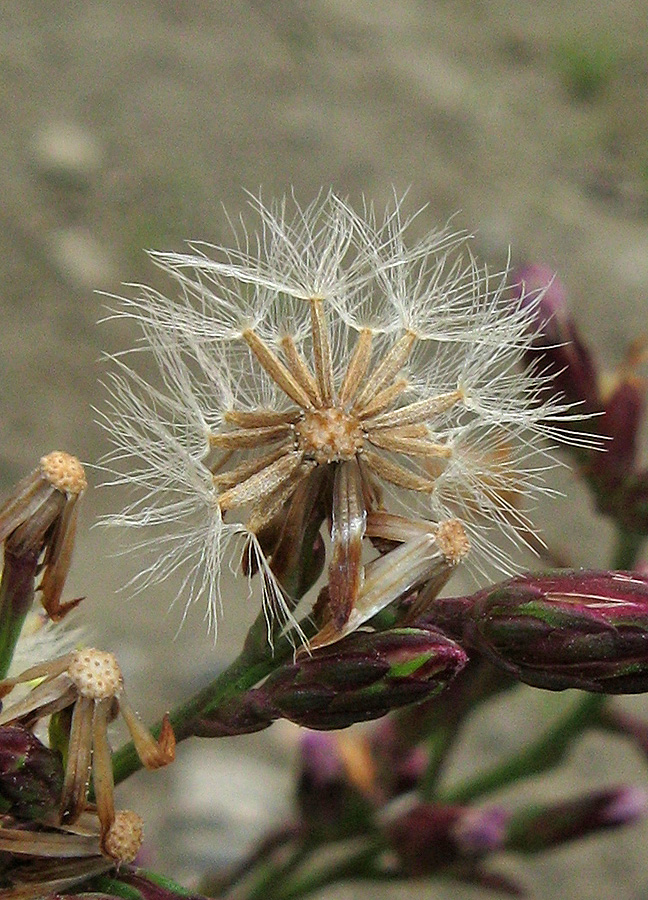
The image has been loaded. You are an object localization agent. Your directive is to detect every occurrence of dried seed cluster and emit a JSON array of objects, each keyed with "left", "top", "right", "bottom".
[
  {"left": 68, "top": 649, "right": 124, "bottom": 701},
  {"left": 0, "top": 649, "right": 174, "bottom": 839},
  {"left": 101, "top": 192, "right": 587, "bottom": 642},
  {"left": 0, "top": 450, "right": 87, "bottom": 620},
  {"left": 102, "top": 809, "right": 144, "bottom": 863},
  {"left": 40, "top": 451, "right": 88, "bottom": 495}
]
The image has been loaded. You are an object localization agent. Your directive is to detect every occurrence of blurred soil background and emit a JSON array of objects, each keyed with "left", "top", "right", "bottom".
[{"left": 1, "top": 2, "right": 648, "bottom": 897}]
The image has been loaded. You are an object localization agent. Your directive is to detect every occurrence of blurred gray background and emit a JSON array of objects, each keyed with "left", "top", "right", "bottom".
[{"left": 1, "top": 2, "right": 648, "bottom": 897}]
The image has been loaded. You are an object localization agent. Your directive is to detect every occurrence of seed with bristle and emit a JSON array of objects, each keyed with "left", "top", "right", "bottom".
[
  {"left": 40, "top": 451, "right": 87, "bottom": 495},
  {"left": 102, "top": 809, "right": 144, "bottom": 863},
  {"left": 68, "top": 649, "right": 123, "bottom": 701}
]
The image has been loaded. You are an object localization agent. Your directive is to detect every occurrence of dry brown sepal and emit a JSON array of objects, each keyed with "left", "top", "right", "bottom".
[
  {"left": 0, "top": 649, "right": 174, "bottom": 839},
  {"left": 0, "top": 807, "right": 144, "bottom": 900},
  {"left": 0, "top": 451, "right": 87, "bottom": 620}
]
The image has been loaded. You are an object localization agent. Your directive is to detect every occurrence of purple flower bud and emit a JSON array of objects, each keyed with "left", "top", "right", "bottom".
[
  {"left": 388, "top": 802, "right": 507, "bottom": 875},
  {"left": 388, "top": 804, "right": 461, "bottom": 874},
  {"left": 0, "top": 724, "right": 63, "bottom": 821},
  {"left": 261, "top": 626, "right": 468, "bottom": 730},
  {"left": 296, "top": 731, "right": 374, "bottom": 835},
  {"left": 512, "top": 264, "right": 568, "bottom": 331},
  {"left": 299, "top": 731, "right": 345, "bottom": 786},
  {"left": 370, "top": 718, "right": 429, "bottom": 797},
  {"left": 596, "top": 376, "right": 646, "bottom": 477},
  {"left": 506, "top": 786, "right": 648, "bottom": 852},
  {"left": 452, "top": 805, "right": 510, "bottom": 855},
  {"left": 431, "top": 571, "right": 648, "bottom": 693},
  {"left": 511, "top": 264, "right": 602, "bottom": 418},
  {"left": 599, "top": 785, "right": 648, "bottom": 824}
]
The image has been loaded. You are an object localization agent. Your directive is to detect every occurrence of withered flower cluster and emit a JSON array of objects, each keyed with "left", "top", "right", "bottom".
[
  {"left": 513, "top": 263, "right": 648, "bottom": 542},
  {"left": 0, "top": 453, "right": 174, "bottom": 899},
  {"left": 0, "top": 452, "right": 87, "bottom": 634},
  {"left": 0, "top": 648, "right": 174, "bottom": 835},
  {"left": 100, "top": 193, "right": 591, "bottom": 647}
]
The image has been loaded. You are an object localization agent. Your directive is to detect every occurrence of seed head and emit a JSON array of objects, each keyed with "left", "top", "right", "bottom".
[
  {"left": 68, "top": 648, "right": 123, "bottom": 700},
  {"left": 102, "top": 808, "right": 144, "bottom": 863},
  {"left": 0, "top": 648, "right": 174, "bottom": 831},
  {"left": 40, "top": 451, "right": 88, "bottom": 495},
  {"left": 435, "top": 519, "right": 472, "bottom": 565},
  {"left": 100, "top": 192, "right": 589, "bottom": 642}
]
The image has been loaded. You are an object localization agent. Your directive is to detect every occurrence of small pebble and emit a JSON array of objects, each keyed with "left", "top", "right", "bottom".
[
  {"left": 45, "top": 226, "right": 115, "bottom": 289},
  {"left": 32, "top": 122, "right": 104, "bottom": 188}
]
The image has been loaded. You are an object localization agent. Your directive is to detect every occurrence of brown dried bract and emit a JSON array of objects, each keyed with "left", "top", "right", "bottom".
[
  {"left": 0, "top": 451, "right": 87, "bottom": 620},
  {"left": 0, "top": 649, "right": 174, "bottom": 840}
]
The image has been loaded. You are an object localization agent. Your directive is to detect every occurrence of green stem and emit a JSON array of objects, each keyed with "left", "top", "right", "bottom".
[
  {"left": 110, "top": 502, "right": 330, "bottom": 786},
  {"left": 112, "top": 609, "right": 310, "bottom": 787},
  {"left": 241, "top": 842, "right": 312, "bottom": 900},
  {"left": 612, "top": 527, "right": 646, "bottom": 570},
  {"left": 419, "top": 722, "right": 463, "bottom": 800},
  {"left": 440, "top": 693, "right": 606, "bottom": 804},
  {"left": 249, "top": 844, "right": 381, "bottom": 900}
]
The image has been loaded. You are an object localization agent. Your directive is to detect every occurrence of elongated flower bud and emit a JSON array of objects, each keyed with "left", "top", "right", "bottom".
[
  {"left": 599, "top": 376, "right": 645, "bottom": 476},
  {"left": 296, "top": 732, "right": 375, "bottom": 836},
  {"left": 189, "top": 628, "right": 464, "bottom": 738},
  {"left": 261, "top": 626, "right": 467, "bottom": 730},
  {"left": 370, "top": 719, "right": 429, "bottom": 798},
  {"left": 387, "top": 802, "right": 508, "bottom": 875},
  {"left": 0, "top": 725, "right": 63, "bottom": 821},
  {"left": 506, "top": 786, "right": 648, "bottom": 852},
  {"left": 432, "top": 571, "right": 648, "bottom": 693},
  {"left": 512, "top": 265, "right": 601, "bottom": 418}
]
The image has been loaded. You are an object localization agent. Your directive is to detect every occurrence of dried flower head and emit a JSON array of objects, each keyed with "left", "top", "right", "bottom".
[
  {"left": 0, "top": 648, "right": 174, "bottom": 839},
  {"left": 100, "top": 192, "right": 587, "bottom": 644},
  {"left": 0, "top": 451, "right": 87, "bottom": 621},
  {"left": 0, "top": 807, "right": 144, "bottom": 899}
]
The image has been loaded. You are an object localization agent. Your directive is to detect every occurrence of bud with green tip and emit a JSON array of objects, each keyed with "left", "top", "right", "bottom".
[
  {"left": 189, "top": 626, "right": 467, "bottom": 736},
  {"left": 261, "top": 626, "right": 468, "bottom": 730},
  {"left": 0, "top": 724, "right": 63, "bottom": 821},
  {"left": 430, "top": 570, "right": 648, "bottom": 693}
]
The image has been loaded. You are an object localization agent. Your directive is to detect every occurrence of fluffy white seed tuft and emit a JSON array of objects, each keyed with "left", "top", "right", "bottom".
[{"left": 99, "top": 192, "right": 589, "bottom": 638}]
